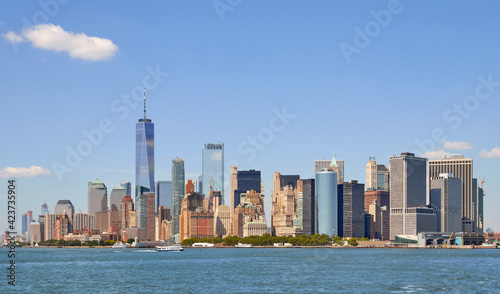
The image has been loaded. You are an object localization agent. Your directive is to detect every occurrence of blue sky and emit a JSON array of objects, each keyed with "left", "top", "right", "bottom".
[{"left": 1, "top": 1, "right": 499, "bottom": 232}]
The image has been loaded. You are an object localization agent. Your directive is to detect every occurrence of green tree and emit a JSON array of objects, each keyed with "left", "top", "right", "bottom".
[{"left": 127, "top": 238, "right": 134, "bottom": 244}]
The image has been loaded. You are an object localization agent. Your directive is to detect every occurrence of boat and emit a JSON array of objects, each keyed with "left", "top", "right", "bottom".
[
  {"left": 157, "top": 245, "right": 184, "bottom": 252},
  {"left": 192, "top": 243, "right": 215, "bottom": 247},
  {"left": 236, "top": 243, "right": 253, "bottom": 248},
  {"left": 112, "top": 242, "right": 127, "bottom": 249}
]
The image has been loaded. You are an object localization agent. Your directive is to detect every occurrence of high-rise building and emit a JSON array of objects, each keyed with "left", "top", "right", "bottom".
[
  {"left": 27, "top": 210, "right": 33, "bottom": 240},
  {"left": 41, "top": 202, "right": 49, "bottom": 215},
  {"left": 297, "top": 179, "right": 315, "bottom": 235},
  {"left": 135, "top": 91, "right": 155, "bottom": 227},
  {"left": 474, "top": 180, "right": 484, "bottom": 234},
  {"left": 430, "top": 173, "right": 462, "bottom": 233},
  {"left": 54, "top": 200, "right": 75, "bottom": 219},
  {"left": 73, "top": 211, "right": 96, "bottom": 232},
  {"left": 368, "top": 199, "right": 390, "bottom": 241},
  {"left": 364, "top": 190, "right": 390, "bottom": 212},
  {"left": 120, "top": 195, "right": 134, "bottom": 232},
  {"left": 429, "top": 155, "right": 474, "bottom": 232},
  {"left": 110, "top": 186, "right": 126, "bottom": 235},
  {"left": 339, "top": 181, "right": 365, "bottom": 238},
  {"left": 54, "top": 214, "right": 72, "bottom": 240},
  {"left": 230, "top": 166, "right": 261, "bottom": 217},
  {"left": 185, "top": 180, "right": 195, "bottom": 195},
  {"left": 155, "top": 181, "right": 172, "bottom": 211},
  {"left": 30, "top": 222, "right": 44, "bottom": 243},
  {"left": 366, "top": 157, "right": 390, "bottom": 191},
  {"left": 43, "top": 214, "right": 60, "bottom": 241},
  {"left": 88, "top": 179, "right": 108, "bottom": 233},
  {"left": 202, "top": 143, "right": 224, "bottom": 206},
  {"left": 138, "top": 192, "right": 155, "bottom": 241},
  {"left": 315, "top": 158, "right": 344, "bottom": 184},
  {"left": 120, "top": 181, "right": 132, "bottom": 197},
  {"left": 179, "top": 192, "right": 214, "bottom": 242},
  {"left": 214, "top": 205, "right": 231, "bottom": 237},
  {"left": 315, "top": 168, "right": 338, "bottom": 236},
  {"left": 22, "top": 213, "right": 27, "bottom": 235},
  {"left": 172, "top": 157, "right": 185, "bottom": 236},
  {"left": 389, "top": 152, "right": 435, "bottom": 240}
]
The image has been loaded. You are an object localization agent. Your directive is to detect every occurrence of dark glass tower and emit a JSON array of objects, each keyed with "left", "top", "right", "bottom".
[{"left": 136, "top": 90, "right": 154, "bottom": 229}]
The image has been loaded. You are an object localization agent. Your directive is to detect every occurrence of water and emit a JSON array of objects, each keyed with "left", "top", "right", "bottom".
[{"left": 2, "top": 247, "right": 499, "bottom": 293}]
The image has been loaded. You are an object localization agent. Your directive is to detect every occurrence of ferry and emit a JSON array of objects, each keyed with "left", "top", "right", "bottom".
[
  {"left": 157, "top": 245, "right": 184, "bottom": 252},
  {"left": 236, "top": 243, "right": 253, "bottom": 248},
  {"left": 112, "top": 242, "right": 127, "bottom": 249}
]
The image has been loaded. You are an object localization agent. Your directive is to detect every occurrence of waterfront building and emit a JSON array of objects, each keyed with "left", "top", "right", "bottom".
[
  {"left": 316, "top": 168, "right": 338, "bottom": 236},
  {"left": 339, "top": 180, "right": 365, "bottom": 238},
  {"left": 43, "top": 214, "right": 60, "bottom": 240},
  {"left": 88, "top": 179, "right": 109, "bottom": 233},
  {"left": 22, "top": 213, "right": 27, "bottom": 236},
  {"left": 243, "top": 222, "right": 268, "bottom": 237},
  {"left": 296, "top": 179, "right": 315, "bottom": 235},
  {"left": 233, "top": 190, "right": 267, "bottom": 237},
  {"left": 179, "top": 192, "right": 214, "bottom": 242},
  {"left": 429, "top": 154, "right": 475, "bottom": 232},
  {"left": 54, "top": 214, "right": 72, "bottom": 240},
  {"left": 30, "top": 222, "right": 44, "bottom": 243},
  {"left": 159, "top": 220, "right": 172, "bottom": 240},
  {"left": 214, "top": 205, "right": 231, "bottom": 237},
  {"left": 430, "top": 173, "right": 462, "bottom": 233},
  {"left": 390, "top": 152, "right": 435, "bottom": 240},
  {"left": 202, "top": 143, "right": 224, "bottom": 207},
  {"left": 135, "top": 91, "right": 155, "bottom": 199},
  {"left": 110, "top": 186, "right": 126, "bottom": 235},
  {"left": 474, "top": 180, "right": 484, "bottom": 234},
  {"left": 368, "top": 200, "right": 390, "bottom": 240},
  {"left": 172, "top": 157, "right": 185, "bottom": 236}
]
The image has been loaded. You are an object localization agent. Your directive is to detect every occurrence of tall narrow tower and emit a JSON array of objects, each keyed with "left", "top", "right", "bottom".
[{"left": 136, "top": 89, "right": 155, "bottom": 229}]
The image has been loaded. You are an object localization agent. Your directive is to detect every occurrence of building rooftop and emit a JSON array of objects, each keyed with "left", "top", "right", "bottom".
[{"left": 56, "top": 200, "right": 73, "bottom": 205}]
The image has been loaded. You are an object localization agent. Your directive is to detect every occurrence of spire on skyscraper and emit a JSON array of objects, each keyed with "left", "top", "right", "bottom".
[{"left": 143, "top": 88, "right": 146, "bottom": 120}]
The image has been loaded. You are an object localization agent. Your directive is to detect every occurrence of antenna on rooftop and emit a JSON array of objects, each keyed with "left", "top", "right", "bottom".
[{"left": 143, "top": 88, "right": 147, "bottom": 120}]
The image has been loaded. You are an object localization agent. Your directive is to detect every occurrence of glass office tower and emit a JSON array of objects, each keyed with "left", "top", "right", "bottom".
[
  {"left": 315, "top": 169, "right": 338, "bottom": 237},
  {"left": 172, "top": 158, "right": 185, "bottom": 236},
  {"left": 202, "top": 143, "right": 224, "bottom": 206}
]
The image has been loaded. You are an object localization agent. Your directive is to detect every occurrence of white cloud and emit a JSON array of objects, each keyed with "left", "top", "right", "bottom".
[
  {"left": 0, "top": 166, "right": 51, "bottom": 178},
  {"left": 478, "top": 147, "right": 500, "bottom": 158},
  {"left": 3, "top": 23, "right": 118, "bottom": 61},
  {"left": 443, "top": 140, "right": 473, "bottom": 150},
  {"left": 421, "top": 150, "right": 445, "bottom": 159},
  {"left": 3, "top": 31, "right": 23, "bottom": 43}
]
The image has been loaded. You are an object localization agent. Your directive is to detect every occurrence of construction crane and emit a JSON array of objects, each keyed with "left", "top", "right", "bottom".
[{"left": 477, "top": 174, "right": 486, "bottom": 196}]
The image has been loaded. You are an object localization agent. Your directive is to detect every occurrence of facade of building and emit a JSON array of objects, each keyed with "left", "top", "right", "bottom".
[
  {"left": 214, "top": 205, "right": 231, "bottom": 237},
  {"left": 135, "top": 101, "right": 155, "bottom": 199},
  {"left": 429, "top": 155, "right": 475, "bottom": 232},
  {"left": 186, "top": 180, "right": 195, "bottom": 195},
  {"left": 202, "top": 143, "right": 224, "bottom": 206},
  {"left": 315, "top": 159, "right": 344, "bottom": 184},
  {"left": 44, "top": 214, "right": 60, "bottom": 241},
  {"left": 368, "top": 199, "right": 390, "bottom": 241},
  {"left": 73, "top": 212, "right": 96, "bottom": 231},
  {"left": 88, "top": 179, "right": 109, "bottom": 233},
  {"left": 315, "top": 168, "right": 338, "bottom": 236},
  {"left": 172, "top": 157, "right": 185, "bottom": 236},
  {"left": 155, "top": 181, "right": 172, "bottom": 211},
  {"left": 138, "top": 192, "right": 155, "bottom": 241},
  {"left": 230, "top": 166, "right": 261, "bottom": 217},
  {"left": 179, "top": 192, "right": 214, "bottom": 242},
  {"left": 234, "top": 190, "right": 267, "bottom": 237},
  {"left": 120, "top": 181, "right": 132, "bottom": 197},
  {"left": 120, "top": 195, "right": 134, "bottom": 233},
  {"left": 30, "top": 222, "right": 44, "bottom": 243},
  {"left": 430, "top": 173, "right": 462, "bottom": 233},
  {"left": 54, "top": 200, "right": 75, "bottom": 219},
  {"left": 340, "top": 181, "right": 365, "bottom": 238},
  {"left": 389, "top": 152, "right": 432, "bottom": 240},
  {"left": 297, "top": 179, "right": 315, "bottom": 235},
  {"left": 110, "top": 186, "right": 126, "bottom": 235},
  {"left": 364, "top": 190, "right": 390, "bottom": 212},
  {"left": 41, "top": 202, "right": 49, "bottom": 215},
  {"left": 243, "top": 222, "right": 267, "bottom": 237}
]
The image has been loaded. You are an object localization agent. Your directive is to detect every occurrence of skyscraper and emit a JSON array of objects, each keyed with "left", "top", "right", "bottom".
[
  {"left": 135, "top": 90, "right": 155, "bottom": 216},
  {"left": 315, "top": 168, "right": 338, "bottom": 236},
  {"left": 110, "top": 186, "right": 126, "bottom": 235},
  {"left": 429, "top": 155, "right": 475, "bottom": 232},
  {"left": 430, "top": 173, "right": 461, "bottom": 233},
  {"left": 22, "top": 213, "right": 27, "bottom": 236},
  {"left": 315, "top": 158, "right": 344, "bottom": 184},
  {"left": 202, "top": 143, "right": 224, "bottom": 206},
  {"left": 138, "top": 192, "right": 155, "bottom": 241},
  {"left": 172, "top": 157, "right": 185, "bottom": 236},
  {"left": 389, "top": 152, "right": 435, "bottom": 240},
  {"left": 88, "top": 179, "right": 108, "bottom": 233},
  {"left": 156, "top": 181, "right": 172, "bottom": 210},
  {"left": 54, "top": 200, "right": 75, "bottom": 219},
  {"left": 121, "top": 181, "right": 132, "bottom": 197},
  {"left": 366, "top": 157, "right": 390, "bottom": 191},
  {"left": 297, "top": 179, "right": 315, "bottom": 235},
  {"left": 230, "top": 166, "right": 261, "bottom": 217},
  {"left": 41, "top": 202, "right": 49, "bottom": 215},
  {"left": 339, "top": 180, "right": 365, "bottom": 238}
]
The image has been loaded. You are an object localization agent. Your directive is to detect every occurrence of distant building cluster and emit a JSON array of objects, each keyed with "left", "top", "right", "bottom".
[{"left": 6, "top": 94, "right": 487, "bottom": 246}]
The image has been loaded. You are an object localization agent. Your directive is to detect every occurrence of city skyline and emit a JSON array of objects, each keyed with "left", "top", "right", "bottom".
[{"left": 1, "top": 2, "right": 500, "bottom": 232}]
